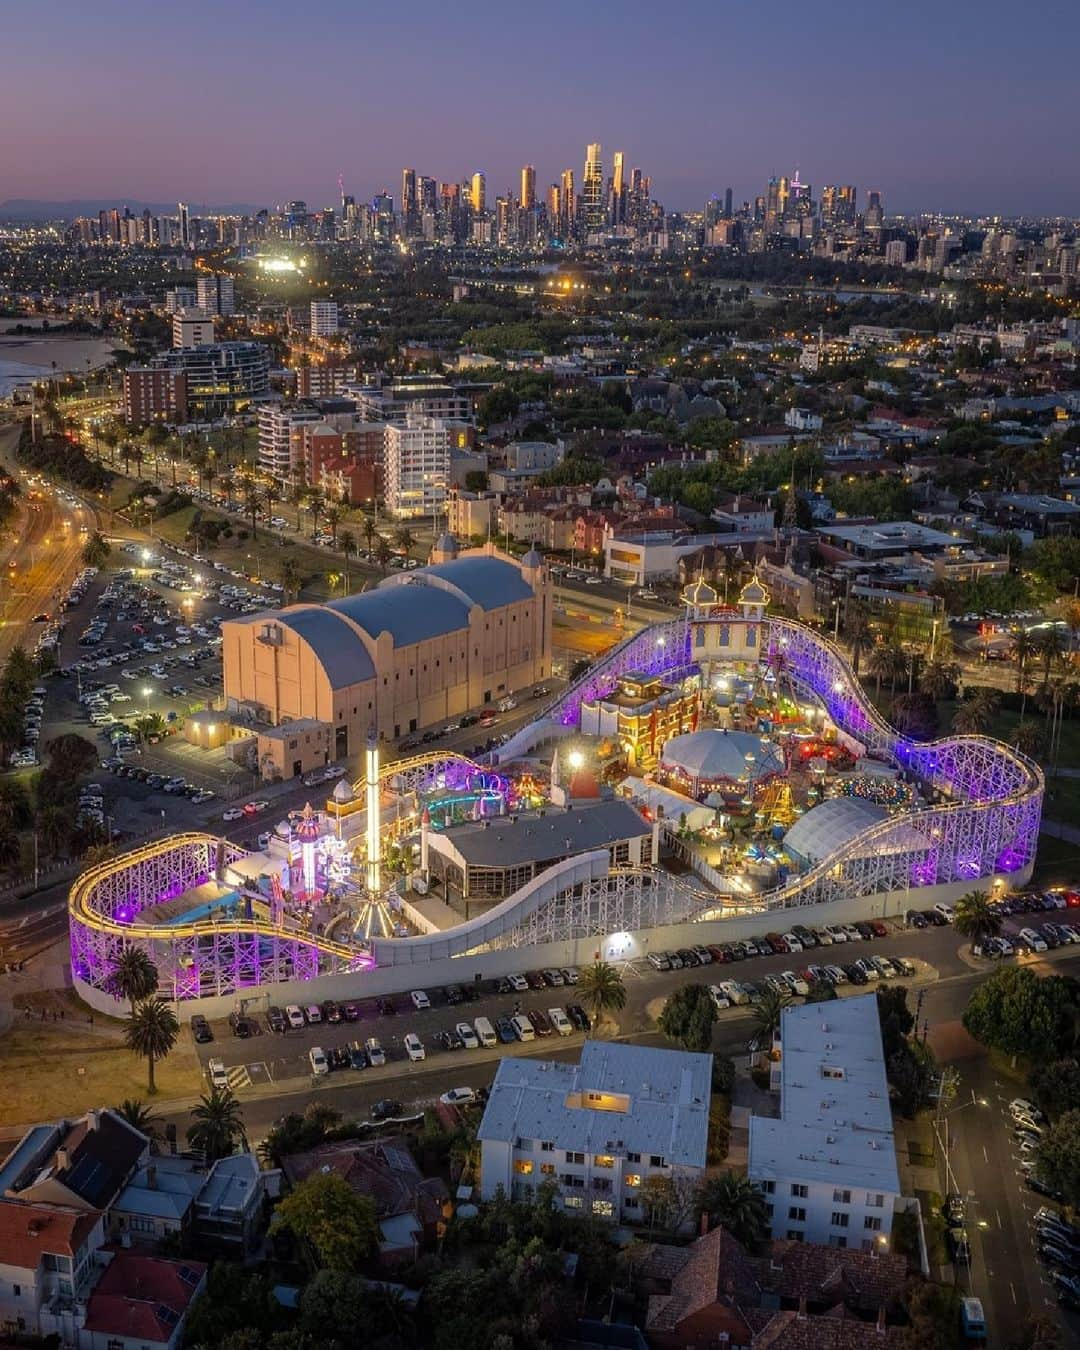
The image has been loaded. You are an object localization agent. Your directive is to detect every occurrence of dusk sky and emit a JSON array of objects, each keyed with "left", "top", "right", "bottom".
[{"left": 3, "top": 0, "right": 1078, "bottom": 215}]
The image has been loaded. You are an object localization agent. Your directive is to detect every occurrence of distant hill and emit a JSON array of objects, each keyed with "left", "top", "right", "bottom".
[{"left": 0, "top": 199, "right": 264, "bottom": 221}]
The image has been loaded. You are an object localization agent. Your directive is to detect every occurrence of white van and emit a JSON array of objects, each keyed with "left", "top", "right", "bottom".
[
  {"left": 404, "top": 1032, "right": 426, "bottom": 1062},
  {"left": 473, "top": 1016, "right": 497, "bottom": 1048},
  {"left": 309, "top": 1046, "right": 329, "bottom": 1076},
  {"left": 207, "top": 1058, "right": 228, "bottom": 1090},
  {"left": 511, "top": 1013, "right": 535, "bottom": 1042}
]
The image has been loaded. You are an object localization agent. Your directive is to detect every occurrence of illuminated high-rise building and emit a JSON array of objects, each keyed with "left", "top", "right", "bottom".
[
  {"left": 470, "top": 171, "right": 486, "bottom": 217},
  {"left": 547, "top": 182, "right": 560, "bottom": 227},
  {"left": 820, "top": 185, "right": 838, "bottom": 226},
  {"left": 839, "top": 185, "right": 857, "bottom": 224},
  {"left": 865, "top": 189, "right": 884, "bottom": 233},
  {"left": 583, "top": 142, "right": 604, "bottom": 231},
  {"left": 178, "top": 202, "right": 190, "bottom": 248},
  {"left": 401, "top": 168, "right": 418, "bottom": 233},
  {"left": 520, "top": 165, "right": 536, "bottom": 210},
  {"left": 560, "top": 169, "right": 575, "bottom": 231},
  {"left": 611, "top": 151, "right": 625, "bottom": 225}
]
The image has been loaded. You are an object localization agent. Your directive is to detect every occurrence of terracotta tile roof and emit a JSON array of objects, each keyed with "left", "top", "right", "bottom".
[
  {"left": 82, "top": 1251, "right": 206, "bottom": 1346},
  {"left": 280, "top": 1136, "right": 448, "bottom": 1225},
  {"left": 0, "top": 1200, "right": 100, "bottom": 1268},
  {"left": 759, "top": 1240, "right": 908, "bottom": 1311},
  {"left": 645, "top": 1226, "right": 757, "bottom": 1332},
  {"left": 752, "top": 1309, "right": 905, "bottom": 1350}
]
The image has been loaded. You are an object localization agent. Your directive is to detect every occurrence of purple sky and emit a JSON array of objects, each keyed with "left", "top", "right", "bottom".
[{"left": 3, "top": 0, "right": 1077, "bottom": 215}]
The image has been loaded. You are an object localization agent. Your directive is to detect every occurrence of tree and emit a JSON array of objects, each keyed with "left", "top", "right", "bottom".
[
  {"left": 918, "top": 658, "right": 960, "bottom": 703},
  {"left": 805, "top": 976, "right": 837, "bottom": 1003},
  {"left": 963, "top": 967, "right": 1080, "bottom": 1066},
  {"left": 392, "top": 524, "right": 415, "bottom": 555},
  {"left": 876, "top": 985, "right": 916, "bottom": 1059},
  {"left": 35, "top": 803, "right": 72, "bottom": 858},
  {"left": 696, "top": 1172, "right": 770, "bottom": 1252},
  {"left": 640, "top": 1172, "right": 699, "bottom": 1235},
  {"left": 373, "top": 535, "right": 393, "bottom": 572},
  {"left": 752, "top": 985, "right": 792, "bottom": 1046},
  {"left": 952, "top": 686, "right": 1000, "bottom": 735},
  {"left": 657, "top": 983, "right": 717, "bottom": 1051},
  {"left": 953, "top": 888, "right": 1004, "bottom": 953},
  {"left": 109, "top": 946, "right": 159, "bottom": 1015},
  {"left": 124, "top": 997, "right": 179, "bottom": 1095},
  {"left": 1029, "top": 1058, "right": 1080, "bottom": 1120},
  {"left": 577, "top": 961, "right": 627, "bottom": 1029},
  {"left": 869, "top": 642, "right": 907, "bottom": 695},
  {"left": 0, "top": 821, "right": 19, "bottom": 870},
  {"left": 44, "top": 731, "right": 98, "bottom": 778},
  {"left": 1013, "top": 721, "right": 1044, "bottom": 759},
  {"left": 338, "top": 529, "right": 356, "bottom": 587},
  {"left": 188, "top": 1086, "right": 249, "bottom": 1161},
  {"left": 888, "top": 692, "right": 939, "bottom": 740},
  {"left": 81, "top": 530, "right": 111, "bottom": 568},
  {"left": 275, "top": 1170, "right": 378, "bottom": 1271},
  {"left": 280, "top": 556, "right": 303, "bottom": 603},
  {"left": 115, "top": 1098, "right": 160, "bottom": 1140},
  {"left": 1034, "top": 1109, "right": 1080, "bottom": 1207}
]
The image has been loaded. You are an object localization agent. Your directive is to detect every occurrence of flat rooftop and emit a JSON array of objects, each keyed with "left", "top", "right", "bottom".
[
  {"left": 747, "top": 994, "right": 900, "bottom": 1194},
  {"left": 818, "top": 521, "right": 957, "bottom": 553},
  {"left": 477, "top": 1041, "right": 711, "bottom": 1167},
  {"left": 432, "top": 800, "right": 650, "bottom": 869}
]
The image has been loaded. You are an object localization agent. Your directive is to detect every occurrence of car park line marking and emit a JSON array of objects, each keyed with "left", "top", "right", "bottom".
[{"left": 226, "top": 1065, "right": 251, "bottom": 1092}]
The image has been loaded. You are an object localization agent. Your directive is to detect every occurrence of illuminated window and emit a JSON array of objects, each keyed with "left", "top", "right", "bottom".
[
  {"left": 564, "top": 1196, "right": 583, "bottom": 1209},
  {"left": 513, "top": 1160, "right": 533, "bottom": 1176},
  {"left": 592, "top": 1199, "right": 614, "bottom": 1218},
  {"left": 594, "top": 1155, "right": 614, "bottom": 1169},
  {"left": 624, "top": 1174, "right": 641, "bottom": 1188}
]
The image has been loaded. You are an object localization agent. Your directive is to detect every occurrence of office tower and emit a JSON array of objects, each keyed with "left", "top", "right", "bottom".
[
  {"left": 884, "top": 239, "right": 908, "bottom": 266},
  {"left": 419, "top": 176, "right": 437, "bottom": 216},
  {"left": 724, "top": 187, "right": 733, "bottom": 219},
  {"left": 401, "top": 168, "right": 418, "bottom": 233},
  {"left": 583, "top": 143, "right": 604, "bottom": 231},
  {"left": 839, "top": 185, "right": 857, "bottom": 225},
  {"left": 611, "top": 151, "right": 625, "bottom": 225},
  {"left": 820, "top": 186, "right": 837, "bottom": 226},
  {"left": 520, "top": 165, "right": 536, "bottom": 210},
  {"left": 560, "top": 169, "right": 576, "bottom": 231},
  {"left": 777, "top": 174, "right": 791, "bottom": 221},
  {"left": 310, "top": 301, "right": 340, "bottom": 337},
  {"left": 865, "top": 190, "right": 884, "bottom": 233},
  {"left": 196, "top": 274, "right": 235, "bottom": 317},
  {"left": 178, "top": 202, "right": 190, "bottom": 248},
  {"left": 765, "top": 177, "right": 780, "bottom": 231},
  {"left": 470, "top": 171, "right": 486, "bottom": 217}
]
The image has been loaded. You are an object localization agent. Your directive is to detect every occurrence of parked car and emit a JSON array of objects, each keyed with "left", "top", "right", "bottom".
[
  {"left": 190, "top": 1015, "right": 213, "bottom": 1043},
  {"left": 439, "top": 1087, "right": 478, "bottom": 1107},
  {"left": 370, "top": 1098, "right": 403, "bottom": 1121}
]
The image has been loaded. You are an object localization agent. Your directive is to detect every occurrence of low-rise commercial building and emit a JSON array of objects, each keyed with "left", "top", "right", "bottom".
[{"left": 477, "top": 1041, "right": 711, "bottom": 1228}]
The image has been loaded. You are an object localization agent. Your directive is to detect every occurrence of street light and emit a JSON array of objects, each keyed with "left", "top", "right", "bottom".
[{"left": 142, "top": 685, "right": 153, "bottom": 714}]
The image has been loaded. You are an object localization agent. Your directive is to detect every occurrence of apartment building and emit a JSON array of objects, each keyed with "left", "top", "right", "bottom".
[
  {"left": 171, "top": 310, "right": 216, "bottom": 349},
  {"left": 256, "top": 403, "right": 323, "bottom": 487},
  {"left": 748, "top": 995, "right": 901, "bottom": 1250},
  {"left": 122, "top": 367, "right": 188, "bottom": 425},
  {"left": 384, "top": 413, "right": 456, "bottom": 518},
  {"left": 344, "top": 376, "right": 473, "bottom": 424},
  {"left": 477, "top": 1041, "right": 710, "bottom": 1229},
  {"left": 196, "top": 274, "right": 235, "bottom": 317},
  {"left": 310, "top": 300, "right": 340, "bottom": 337}
]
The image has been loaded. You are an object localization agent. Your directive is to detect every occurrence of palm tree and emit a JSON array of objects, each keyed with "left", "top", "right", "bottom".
[
  {"left": 338, "top": 529, "right": 356, "bottom": 589},
  {"left": 953, "top": 888, "right": 1004, "bottom": 954},
  {"left": 752, "top": 985, "right": 792, "bottom": 1047},
  {"left": 361, "top": 515, "right": 378, "bottom": 553},
  {"left": 373, "top": 535, "right": 393, "bottom": 572},
  {"left": 115, "top": 1098, "right": 160, "bottom": 1141},
  {"left": 697, "top": 1172, "right": 770, "bottom": 1252},
  {"left": 952, "top": 686, "right": 1000, "bottom": 736},
  {"left": 187, "top": 1086, "right": 248, "bottom": 1161},
  {"left": 124, "top": 997, "right": 179, "bottom": 1095},
  {"left": 1036, "top": 628, "right": 1065, "bottom": 683},
  {"left": 1012, "top": 721, "right": 1044, "bottom": 759},
  {"left": 110, "top": 946, "right": 159, "bottom": 1015},
  {"left": 243, "top": 480, "right": 262, "bottom": 539},
  {"left": 280, "top": 556, "right": 303, "bottom": 604},
  {"left": 36, "top": 804, "right": 72, "bottom": 858},
  {"left": 918, "top": 658, "right": 959, "bottom": 703},
  {"left": 323, "top": 504, "right": 341, "bottom": 546},
  {"left": 578, "top": 961, "right": 627, "bottom": 1030},
  {"left": 869, "top": 642, "right": 907, "bottom": 696},
  {"left": 392, "top": 524, "right": 416, "bottom": 556}
]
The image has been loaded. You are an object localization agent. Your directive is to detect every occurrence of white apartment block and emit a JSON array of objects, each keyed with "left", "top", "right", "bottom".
[
  {"left": 748, "top": 994, "right": 901, "bottom": 1251},
  {"left": 171, "top": 310, "right": 216, "bottom": 349},
  {"left": 196, "top": 274, "right": 236, "bottom": 317},
  {"left": 384, "top": 414, "right": 451, "bottom": 518},
  {"left": 164, "top": 287, "right": 197, "bottom": 314},
  {"left": 477, "top": 1042, "right": 710, "bottom": 1229},
  {"left": 256, "top": 404, "right": 323, "bottom": 488},
  {"left": 310, "top": 301, "right": 340, "bottom": 337}
]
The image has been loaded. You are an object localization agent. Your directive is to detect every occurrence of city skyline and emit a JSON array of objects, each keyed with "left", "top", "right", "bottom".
[{"left": 1, "top": 0, "right": 1078, "bottom": 216}]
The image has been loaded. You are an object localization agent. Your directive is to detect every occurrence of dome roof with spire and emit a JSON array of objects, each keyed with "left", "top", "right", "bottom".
[
  {"left": 332, "top": 778, "right": 355, "bottom": 804},
  {"left": 521, "top": 545, "right": 544, "bottom": 569},
  {"left": 739, "top": 575, "right": 769, "bottom": 605},
  {"left": 683, "top": 575, "right": 718, "bottom": 607},
  {"left": 432, "top": 532, "right": 458, "bottom": 558}
]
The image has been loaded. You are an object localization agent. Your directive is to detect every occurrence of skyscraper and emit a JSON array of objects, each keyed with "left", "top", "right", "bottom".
[
  {"left": 401, "top": 168, "right": 418, "bottom": 233},
  {"left": 723, "top": 187, "right": 733, "bottom": 219},
  {"left": 839, "top": 186, "right": 857, "bottom": 225},
  {"left": 611, "top": 151, "right": 625, "bottom": 225},
  {"left": 583, "top": 143, "right": 604, "bottom": 231},
  {"left": 178, "top": 202, "right": 190, "bottom": 248},
  {"left": 560, "top": 169, "right": 576, "bottom": 233},
  {"left": 520, "top": 165, "right": 536, "bottom": 210},
  {"left": 470, "top": 171, "right": 486, "bottom": 217}
]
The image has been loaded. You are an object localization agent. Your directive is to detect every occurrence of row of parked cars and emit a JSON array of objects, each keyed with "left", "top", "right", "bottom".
[
  {"left": 1002, "top": 1095, "right": 1080, "bottom": 1308},
  {"left": 646, "top": 919, "right": 899, "bottom": 973}
]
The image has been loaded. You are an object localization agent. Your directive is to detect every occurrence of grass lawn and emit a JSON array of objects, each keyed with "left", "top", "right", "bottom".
[{"left": 0, "top": 1023, "right": 200, "bottom": 1127}]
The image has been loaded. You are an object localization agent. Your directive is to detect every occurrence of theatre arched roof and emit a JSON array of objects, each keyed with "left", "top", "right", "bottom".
[{"left": 276, "top": 608, "right": 376, "bottom": 687}]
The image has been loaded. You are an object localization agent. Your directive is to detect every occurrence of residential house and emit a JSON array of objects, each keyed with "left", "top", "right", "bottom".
[
  {"left": 0, "top": 1111, "right": 149, "bottom": 1215},
  {"left": 0, "top": 1200, "right": 103, "bottom": 1338},
  {"left": 79, "top": 1251, "right": 207, "bottom": 1350}
]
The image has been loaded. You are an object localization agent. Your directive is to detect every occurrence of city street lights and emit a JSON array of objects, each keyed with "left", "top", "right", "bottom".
[{"left": 142, "top": 685, "right": 153, "bottom": 715}]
